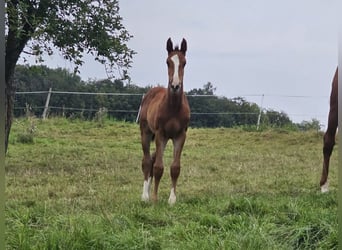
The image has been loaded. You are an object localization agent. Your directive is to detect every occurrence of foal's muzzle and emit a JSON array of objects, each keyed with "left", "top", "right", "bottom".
[
  {"left": 169, "top": 81, "right": 181, "bottom": 92},
  {"left": 170, "top": 84, "right": 180, "bottom": 91}
]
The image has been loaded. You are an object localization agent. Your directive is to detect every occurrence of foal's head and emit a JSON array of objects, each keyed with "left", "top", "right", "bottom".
[{"left": 166, "top": 38, "right": 187, "bottom": 93}]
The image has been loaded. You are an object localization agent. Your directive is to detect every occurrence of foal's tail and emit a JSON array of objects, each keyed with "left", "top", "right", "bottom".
[
  {"left": 136, "top": 94, "right": 145, "bottom": 123},
  {"left": 136, "top": 110, "right": 141, "bottom": 123}
]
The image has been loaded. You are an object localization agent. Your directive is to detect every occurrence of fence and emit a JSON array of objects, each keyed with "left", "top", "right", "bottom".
[{"left": 14, "top": 89, "right": 329, "bottom": 129}]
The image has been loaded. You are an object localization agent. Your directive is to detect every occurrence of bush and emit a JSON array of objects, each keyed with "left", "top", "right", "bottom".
[{"left": 16, "top": 133, "right": 34, "bottom": 144}]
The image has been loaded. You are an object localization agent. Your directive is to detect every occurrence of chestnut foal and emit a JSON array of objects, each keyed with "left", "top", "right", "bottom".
[{"left": 139, "top": 38, "right": 190, "bottom": 204}]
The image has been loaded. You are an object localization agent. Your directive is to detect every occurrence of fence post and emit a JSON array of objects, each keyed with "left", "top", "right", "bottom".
[
  {"left": 42, "top": 88, "right": 52, "bottom": 119},
  {"left": 256, "top": 94, "right": 264, "bottom": 130}
]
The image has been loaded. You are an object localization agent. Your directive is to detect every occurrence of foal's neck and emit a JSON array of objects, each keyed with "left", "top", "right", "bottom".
[{"left": 167, "top": 88, "right": 184, "bottom": 111}]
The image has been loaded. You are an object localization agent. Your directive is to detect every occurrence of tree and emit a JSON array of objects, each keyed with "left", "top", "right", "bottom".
[
  {"left": 263, "top": 109, "right": 293, "bottom": 127},
  {"left": 188, "top": 82, "right": 216, "bottom": 96},
  {"left": 297, "top": 118, "right": 321, "bottom": 131},
  {"left": 5, "top": 0, "right": 135, "bottom": 152}
]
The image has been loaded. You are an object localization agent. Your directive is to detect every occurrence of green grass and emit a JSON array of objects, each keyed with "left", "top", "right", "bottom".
[{"left": 5, "top": 118, "right": 337, "bottom": 249}]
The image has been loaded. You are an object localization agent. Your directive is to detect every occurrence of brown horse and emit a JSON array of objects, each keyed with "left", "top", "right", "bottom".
[
  {"left": 139, "top": 38, "right": 190, "bottom": 204},
  {"left": 320, "top": 67, "right": 338, "bottom": 193}
]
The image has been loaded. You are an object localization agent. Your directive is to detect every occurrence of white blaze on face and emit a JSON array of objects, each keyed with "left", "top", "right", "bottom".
[{"left": 170, "top": 54, "right": 180, "bottom": 87}]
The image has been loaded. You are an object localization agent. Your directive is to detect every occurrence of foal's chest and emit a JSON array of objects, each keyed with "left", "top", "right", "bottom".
[
  {"left": 163, "top": 118, "right": 182, "bottom": 136},
  {"left": 161, "top": 110, "right": 189, "bottom": 138}
]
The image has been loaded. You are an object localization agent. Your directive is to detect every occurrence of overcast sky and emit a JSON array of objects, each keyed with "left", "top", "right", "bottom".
[{"left": 20, "top": 0, "right": 339, "bottom": 128}]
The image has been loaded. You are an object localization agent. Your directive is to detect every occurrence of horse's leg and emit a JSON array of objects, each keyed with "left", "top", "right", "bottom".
[
  {"left": 168, "top": 132, "right": 186, "bottom": 205},
  {"left": 141, "top": 130, "right": 153, "bottom": 201},
  {"left": 152, "top": 132, "right": 167, "bottom": 202},
  {"left": 320, "top": 69, "right": 338, "bottom": 193},
  {"left": 320, "top": 113, "right": 337, "bottom": 192}
]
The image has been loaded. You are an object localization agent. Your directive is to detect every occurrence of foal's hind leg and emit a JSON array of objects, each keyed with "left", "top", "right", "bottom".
[
  {"left": 320, "top": 68, "right": 338, "bottom": 193},
  {"left": 320, "top": 126, "right": 337, "bottom": 192},
  {"left": 169, "top": 132, "right": 186, "bottom": 205}
]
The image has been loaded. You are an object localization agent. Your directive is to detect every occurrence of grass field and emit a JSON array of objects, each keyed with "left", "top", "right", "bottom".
[{"left": 5, "top": 117, "right": 337, "bottom": 249}]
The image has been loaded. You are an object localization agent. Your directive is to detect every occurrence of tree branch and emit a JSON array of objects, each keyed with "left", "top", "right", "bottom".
[{"left": 22, "top": 50, "right": 36, "bottom": 55}]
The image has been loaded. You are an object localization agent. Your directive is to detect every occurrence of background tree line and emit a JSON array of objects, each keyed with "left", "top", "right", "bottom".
[
  {"left": 14, "top": 64, "right": 320, "bottom": 130},
  {"left": 5, "top": 0, "right": 135, "bottom": 152}
]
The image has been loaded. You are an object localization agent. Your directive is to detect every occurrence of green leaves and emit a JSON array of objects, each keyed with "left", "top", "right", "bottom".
[{"left": 6, "top": 0, "right": 135, "bottom": 79}]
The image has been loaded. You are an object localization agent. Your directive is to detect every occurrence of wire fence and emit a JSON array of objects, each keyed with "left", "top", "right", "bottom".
[{"left": 14, "top": 89, "right": 329, "bottom": 129}]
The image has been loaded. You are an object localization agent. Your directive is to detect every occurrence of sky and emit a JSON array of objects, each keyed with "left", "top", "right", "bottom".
[{"left": 19, "top": 0, "right": 339, "bottom": 128}]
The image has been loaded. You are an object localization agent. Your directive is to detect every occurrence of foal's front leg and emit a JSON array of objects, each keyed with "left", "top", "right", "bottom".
[
  {"left": 169, "top": 132, "right": 186, "bottom": 205},
  {"left": 141, "top": 131, "right": 153, "bottom": 202},
  {"left": 153, "top": 133, "right": 167, "bottom": 202}
]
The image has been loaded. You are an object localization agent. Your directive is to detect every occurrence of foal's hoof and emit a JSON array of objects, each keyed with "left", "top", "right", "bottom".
[
  {"left": 168, "top": 197, "right": 176, "bottom": 205},
  {"left": 168, "top": 194, "right": 177, "bottom": 205},
  {"left": 141, "top": 194, "right": 150, "bottom": 202},
  {"left": 320, "top": 182, "right": 329, "bottom": 193}
]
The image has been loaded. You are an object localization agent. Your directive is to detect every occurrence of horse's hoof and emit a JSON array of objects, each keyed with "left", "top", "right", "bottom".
[
  {"left": 321, "top": 182, "right": 329, "bottom": 193},
  {"left": 141, "top": 194, "right": 150, "bottom": 202},
  {"left": 168, "top": 197, "right": 176, "bottom": 205},
  {"left": 168, "top": 189, "right": 176, "bottom": 205}
]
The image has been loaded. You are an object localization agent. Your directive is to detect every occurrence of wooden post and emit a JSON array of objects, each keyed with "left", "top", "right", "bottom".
[{"left": 42, "top": 88, "right": 52, "bottom": 119}]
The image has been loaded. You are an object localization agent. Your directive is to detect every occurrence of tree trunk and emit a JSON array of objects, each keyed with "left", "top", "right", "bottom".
[
  {"left": 5, "top": 31, "right": 30, "bottom": 153},
  {"left": 5, "top": 78, "right": 15, "bottom": 153},
  {"left": 5, "top": 59, "right": 17, "bottom": 153},
  {"left": 5, "top": 1, "right": 35, "bottom": 153},
  {"left": 5, "top": 28, "right": 19, "bottom": 153}
]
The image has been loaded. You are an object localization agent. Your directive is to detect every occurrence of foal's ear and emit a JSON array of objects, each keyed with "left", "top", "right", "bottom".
[
  {"left": 167, "top": 38, "right": 173, "bottom": 54},
  {"left": 180, "top": 38, "right": 187, "bottom": 55}
]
